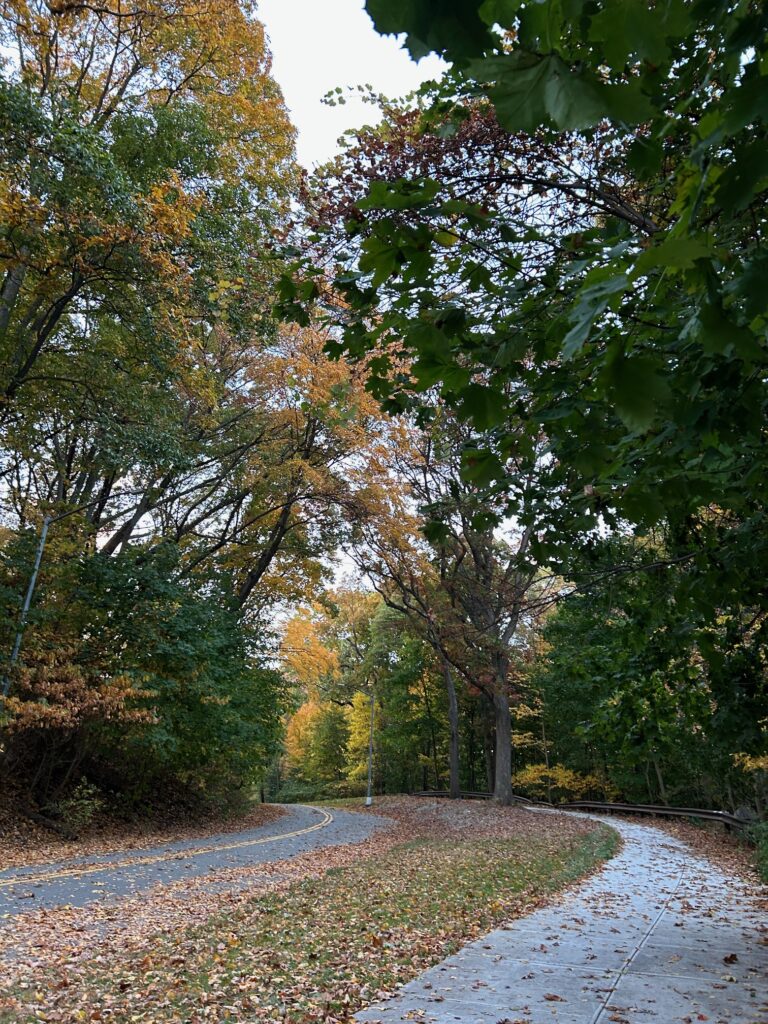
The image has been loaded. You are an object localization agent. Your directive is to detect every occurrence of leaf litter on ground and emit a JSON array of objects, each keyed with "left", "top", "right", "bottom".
[
  {"left": 614, "top": 813, "right": 762, "bottom": 888},
  {"left": 0, "top": 797, "right": 619, "bottom": 1023},
  {"left": 0, "top": 789, "right": 285, "bottom": 871}
]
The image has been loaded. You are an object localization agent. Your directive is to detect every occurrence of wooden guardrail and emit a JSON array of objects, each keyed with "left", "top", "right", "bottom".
[
  {"left": 412, "top": 790, "right": 492, "bottom": 800},
  {"left": 558, "top": 800, "right": 750, "bottom": 832},
  {"left": 411, "top": 791, "right": 751, "bottom": 831}
]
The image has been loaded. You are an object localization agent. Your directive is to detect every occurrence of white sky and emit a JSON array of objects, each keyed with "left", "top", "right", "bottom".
[{"left": 257, "top": 0, "right": 445, "bottom": 168}]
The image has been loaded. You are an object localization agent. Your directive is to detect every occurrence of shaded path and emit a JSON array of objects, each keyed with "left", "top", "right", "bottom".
[
  {"left": 357, "top": 813, "right": 766, "bottom": 1024},
  {"left": 0, "top": 804, "right": 389, "bottom": 914}
]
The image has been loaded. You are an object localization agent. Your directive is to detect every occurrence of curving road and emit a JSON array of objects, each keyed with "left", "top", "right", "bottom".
[
  {"left": 0, "top": 804, "right": 389, "bottom": 915},
  {"left": 356, "top": 813, "right": 767, "bottom": 1024}
]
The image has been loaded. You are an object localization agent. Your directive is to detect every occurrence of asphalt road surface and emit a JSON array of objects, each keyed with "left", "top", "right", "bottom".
[{"left": 0, "top": 803, "right": 389, "bottom": 915}]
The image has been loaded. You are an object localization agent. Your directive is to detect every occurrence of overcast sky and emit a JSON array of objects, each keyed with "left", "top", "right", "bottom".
[{"left": 257, "top": 0, "right": 445, "bottom": 168}]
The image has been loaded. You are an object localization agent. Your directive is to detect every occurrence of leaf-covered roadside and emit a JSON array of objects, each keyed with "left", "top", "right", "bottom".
[
  {"left": 0, "top": 791, "right": 285, "bottom": 871},
  {"left": 622, "top": 815, "right": 765, "bottom": 890},
  {"left": 0, "top": 799, "right": 617, "bottom": 1023}
]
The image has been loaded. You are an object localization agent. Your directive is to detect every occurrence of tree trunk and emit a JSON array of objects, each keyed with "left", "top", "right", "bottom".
[
  {"left": 541, "top": 719, "right": 553, "bottom": 804},
  {"left": 467, "top": 705, "right": 476, "bottom": 791},
  {"left": 484, "top": 712, "right": 494, "bottom": 794},
  {"left": 493, "top": 688, "right": 513, "bottom": 805},
  {"left": 652, "top": 753, "right": 668, "bottom": 804},
  {"left": 0, "top": 261, "right": 27, "bottom": 338},
  {"left": 483, "top": 704, "right": 495, "bottom": 790},
  {"left": 443, "top": 661, "right": 461, "bottom": 799},
  {"left": 644, "top": 760, "right": 654, "bottom": 802},
  {"left": 421, "top": 678, "right": 442, "bottom": 791}
]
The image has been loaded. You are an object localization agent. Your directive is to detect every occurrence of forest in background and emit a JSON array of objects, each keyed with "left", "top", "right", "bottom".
[{"left": 0, "top": 1, "right": 765, "bottom": 841}]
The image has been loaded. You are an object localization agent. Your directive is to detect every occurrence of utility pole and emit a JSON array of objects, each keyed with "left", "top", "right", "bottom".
[
  {"left": 1, "top": 515, "right": 51, "bottom": 699},
  {"left": 365, "top": 688, "right": 375, "bottom": 806}
]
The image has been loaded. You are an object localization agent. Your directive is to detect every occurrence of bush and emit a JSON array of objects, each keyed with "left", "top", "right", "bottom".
[
  {"left": 2, "top": 548, "right": 284, "bottom": 810},
  {"left": 272, "top": 779, "right": 369, "bottom": 804},
  {"left": 748, "top": 821, "right": 768, "bottom": 883},
  {"left": 513, "top": 763, "right": 614, "bottom": 803},
  {"left": 46, "top": 779, "right": 105, "bottom": 836}
]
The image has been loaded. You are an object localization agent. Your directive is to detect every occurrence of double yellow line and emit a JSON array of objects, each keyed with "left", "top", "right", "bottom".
[{"left": 0, "top": 807, "right": 333, "bottom": 889}]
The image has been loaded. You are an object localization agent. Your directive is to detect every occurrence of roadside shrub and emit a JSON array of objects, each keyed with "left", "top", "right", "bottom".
[
  {"left": 272, "top": 779, "right": 368, "bottom": 804},
  {"left": 513, "top": 763, "right": 614, "bottom": 803},
  {"left": 46, "top": 779, "right": 105, "bottom": 836},
  {"left": 748, "top": 821, "right": 768, "bottom": 882}
]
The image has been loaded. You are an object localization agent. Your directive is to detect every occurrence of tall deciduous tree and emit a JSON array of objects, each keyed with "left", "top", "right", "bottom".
[
  {"left": 0, "top": 2, "right": 392, "bottom": 810},
  {"left": 281, "top": 2, "right": 767, "bottom": 786},
  {"left": 347, "top": 403, "right": 556, "bottom": 804}
]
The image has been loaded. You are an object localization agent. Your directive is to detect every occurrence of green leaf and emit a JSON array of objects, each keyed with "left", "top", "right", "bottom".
[
  {"left": 358, "top": 236, "right": 401, "bottom": 287},
  {"left": 517, "top": 0, "right": 565, "bottom": 53},
  {"left": 696, "top": 303, "right": 765, "bottom": 363},
  {"left": 542, "top": 58, "right": 608, "bottom": 129},
  {"left": 434, "top": 229, "right": 460, "bottom": 247},
  {"left": 620, "top": 487, "right": 666, "bottom": 525},
  {"left": 562, "top": 273, "right": 629, "bottom": 358},
  {"left": 472, "top": 53, "right": 549, "bottom": 132},
  {"left": 473, "top": 53, "right": 652, "bottom": 133},
  {"left": 713, "top": 141, "right": 768, "bottom": 214},
  {"left": 478, "top": 0, "right": 523, "bottom": 26},
  {"left": 359, "top": 178, "right": 440, "bottom": 211},
  {"left": 602, "top": 80, "right": 655, "bottom": 125},
  {"left": 461, "top": 446, "right": 505, "bottom": 485},
  {"left": 422, "top": 520, "right": 452, "bottom": 544},
  {"left": 730, "top": 253, "right": 768, "bottom": 320},
  {"left": 633, "top": 236, "right": 711, "bottom": 275},
  {"left": 627, "top": 137, "right": 664, "bottom": 179},
  {"left": 606, "top": 356, "right": 670, "bottom": 432},
  {"left": 588, "top": 0, "right": 691, "bottom": 68},
  {"left": 470, "top": 510, "right": 499, "bottom": 531},
  {"left": 721, "top": 72, "right": 768, "bottom": 137},
  {"left": 457, "top": 382, "right": 508, "bottom": 429},
  {"left": 365, "top": 0, "right": 495, "bottom": 59},
  {"left": 695, "top": 74, "right": 768, "bottom": 154}
]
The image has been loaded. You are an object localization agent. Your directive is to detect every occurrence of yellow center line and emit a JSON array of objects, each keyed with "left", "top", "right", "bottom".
[{"left": 0, "top": 807, "right": 334, "bottom": 889}]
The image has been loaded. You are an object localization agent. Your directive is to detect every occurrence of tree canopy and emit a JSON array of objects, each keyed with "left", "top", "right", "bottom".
[{"left": 1, "top": 0, "right": 765, "bottom": 826}]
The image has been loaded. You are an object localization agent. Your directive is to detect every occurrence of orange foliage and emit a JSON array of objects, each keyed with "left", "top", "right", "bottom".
[
  {"left": 282, "top": 700, "right": 323, "bottom": 774},
  {"left": 280, "top": 611, "right": 339, "bottom": 696},
  {"left": 4, "top": 647, "right": 154, "bottom": 733}
]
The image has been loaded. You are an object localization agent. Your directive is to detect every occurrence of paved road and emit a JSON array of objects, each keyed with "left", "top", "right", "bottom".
[
  {"left": 0, "top": 804, "right": 389, "bottom": 915},
  {"left": 357, "top": 813, "right": 767, "bottom": 1024}
]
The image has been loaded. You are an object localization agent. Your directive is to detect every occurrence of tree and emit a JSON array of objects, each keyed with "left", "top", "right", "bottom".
[
  {"left": 0, "top": 0, "right": 295, "bottom": 406},
  {"left": 277, "top": 3, "right": 768, "bottom": 795},
  {"left": 1, "top": 541, "right": 284, "bottom": 808},
  {"left": 283, "top": 699, "right": 350, "bottom": 785},
  {"left": 280, "top": 590, "right": 452, "bottom": 797},
  {"left": 288, "top": 1, "right": 768, "bottom": 622},
  {"left": 345, "top": 400, "right": 557, "bottom": 804},
  {"left": 533, "top": 535, "right": 767, "bottom": 812},
  {"left": 0, "top": 3, "right": 397, "bottom": 812}
]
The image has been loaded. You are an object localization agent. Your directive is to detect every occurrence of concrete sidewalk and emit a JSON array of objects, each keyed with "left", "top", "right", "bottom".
[{"left": 356, "top": 814, "right": 767, "bottom": 1024}]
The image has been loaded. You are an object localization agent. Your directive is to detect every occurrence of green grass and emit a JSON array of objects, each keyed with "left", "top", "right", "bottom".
[{"left": 3, "top": 824, "right": 618, "bottom": 1023}]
